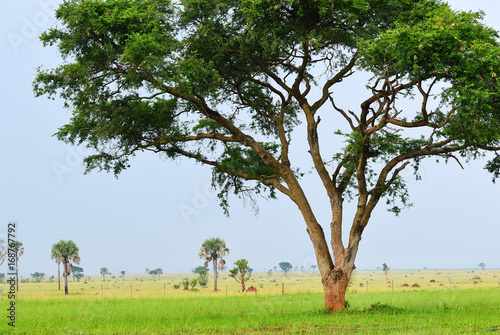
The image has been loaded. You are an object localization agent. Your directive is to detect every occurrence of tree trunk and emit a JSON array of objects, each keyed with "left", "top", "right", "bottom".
[
  {"left": 64, "top": 262, "right": 69, "bottom": 294},
  {"left": 213, "top": 258, "right": 218, "bottom": 292},
  {"left": 322, "top": 268, "right": 350, "bottom": 312},
  {"left": 16, "top": 260, "right": 19, "bottom": 292},
  {"left": 58, "top": 264, "right": 61, "bottom": 290}
]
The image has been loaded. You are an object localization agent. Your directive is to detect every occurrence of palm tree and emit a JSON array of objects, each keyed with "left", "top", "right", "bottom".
[
  {"left": 50, "top": 248, "right": 62, "bottom": 290},
  {"left": 199, "top": 237, "right": 229, "bottom": 292},
  {"left": 12, "top": 241, "right": 24, "bottom": 291},
  {"left": 50, "top": 240, "right": 80, "bottom": 294}
]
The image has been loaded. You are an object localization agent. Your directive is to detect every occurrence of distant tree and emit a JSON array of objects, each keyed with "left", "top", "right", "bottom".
[
  {"left": 145, "top": 268, "right": 150, "bottom": 274},
  {"left": 229, "top": 259, "right": 251, "bottom": 292},
  {"left": 248, "top": 267, "right": 253, "bottom": 278},
  {"left": 279, "top": 262, "right": 293, "bottom": 278},
  {"left": 0, "top": 273, "right": 5, "bottom": 283},
  {"left": 71, "top": 266, "right": 84, "bottom": 282},
  {"left": 100, "top": 267, "right": 108, "bottom": 282},
  {"left": 267, "top": 269, "right": 273, "bottom": 278},
  {"left": 192, "top": 266, "right": 209, "bottom": 274},
  {"left": 311, "top": 265, "right": 317, "bottom": 273},
  {"left": 149, "top": 269, "right": 158, "bottom": 280},
  {"left": 31, "top": 272, "right": 45, "bottom": 283},
  {"left": 155, "top": 268, "right": 163, "bottom": 281},
  {"left": 382, "top": 263, "right": 390, "bottom": 280},
  {"left": 121, "top": 270, "right": 126, "bottom": 280},
  {"left": 199, "top": 237, "right": 229, "bottom": 292},
  {"left": 0, "top": 239, "right": 8, "bottom": 267},
  {"left": 51, "top": 240, "right": 80, "bottom": 294},
  {"left": 11, "top": 241, "right": 24, "bottom": 291},
  {"left": 51, "top": 247, "right": 63, "bottom": 290},
  {"left": 182, "top": 279, "right": 190, "bottom": 290},
  {"left": 478, "top": 263, "right": 486, "bottom": 271},
  {"left": 198, "top": 269, "right": 209, "bottom": 287}
]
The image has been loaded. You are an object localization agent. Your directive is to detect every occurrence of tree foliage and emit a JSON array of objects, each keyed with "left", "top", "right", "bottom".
[
  {"left": 34, "top": 0, "right": 500, "bottom": 311},
  {"left": 382, "top": 263, "right": 390, "bottom": 280},
  {"left": 229, "top": 259, "right": 251, "bottom": 292},
  {"left": 279, "top": 262, "right": 293, "bottom": 277},
  {"left": 197, "top": 269, "right": 209, "bottom": 287},
  {"left": 193, "top": 266, "right": 210, "bottom": 274},
  {"left": 31, "top": 272, "right": 45, "bottom": 283},
  {"left": 72, "top": 266, "right": 84, "bottom": 282}
]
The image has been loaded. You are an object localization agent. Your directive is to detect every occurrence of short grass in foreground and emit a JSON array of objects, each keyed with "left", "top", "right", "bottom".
[{"left": 2, "top": 270, "right": 499, "bottom": 334}]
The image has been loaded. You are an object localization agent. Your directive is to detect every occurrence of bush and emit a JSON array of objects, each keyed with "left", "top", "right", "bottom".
[
  {"left": 173, "top": 284, "right": 181, "bottom": 289},
  {"left": 182, "top": 279, "right": 190, "bottom": 290},
  {"left": 198, "top": 270, "right": 209, "bottom": 286}
]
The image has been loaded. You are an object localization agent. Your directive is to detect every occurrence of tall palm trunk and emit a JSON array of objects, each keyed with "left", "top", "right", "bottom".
[
  {"left": 58, "top": 263, "right": 61, "bottom": 290},
  {"left": 63, "top": 261, "right": 69, "bottom": 294},
  {"left": 213, "top": 258, "right": 218, "bottom": 292}
]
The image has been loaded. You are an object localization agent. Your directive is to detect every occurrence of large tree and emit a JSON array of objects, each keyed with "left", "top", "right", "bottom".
[
  {"left": 34, "top": 0, "right": 500, "bottom": 312},
  {"left": 51, "top": 240, "right": 80, "bottom": 294},
  {"left": 199, "top": 238, "right": 229, "bottom": 292}
]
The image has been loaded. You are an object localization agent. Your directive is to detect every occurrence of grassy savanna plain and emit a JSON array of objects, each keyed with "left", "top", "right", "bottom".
[{"left": 2, "top": 270, "right": 499, "bottom": 334}]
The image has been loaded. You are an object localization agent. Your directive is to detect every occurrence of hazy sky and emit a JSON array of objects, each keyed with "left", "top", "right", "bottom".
[{"left": 1, "top": 0, "right": 499, "bottom": 278}]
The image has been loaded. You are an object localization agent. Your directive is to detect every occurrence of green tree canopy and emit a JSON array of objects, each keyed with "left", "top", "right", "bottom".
[{"left": 35, "top": 0, "right": 500, "bottom": 312}]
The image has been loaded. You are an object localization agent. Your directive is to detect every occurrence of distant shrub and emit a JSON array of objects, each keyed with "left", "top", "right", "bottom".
[
  {"left": 182, "top": 279, "right": 190, "bottom": 290},
  {"left": 173, "top": 284, "right": 181, "bottom": 289}
]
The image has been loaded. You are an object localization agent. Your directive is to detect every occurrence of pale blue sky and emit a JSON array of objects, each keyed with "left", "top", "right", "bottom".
[{"left": 1, "top": 0, "right": 499, "bottom": 278}]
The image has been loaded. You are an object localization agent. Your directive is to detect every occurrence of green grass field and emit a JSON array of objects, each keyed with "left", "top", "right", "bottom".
[{"left": 2, "top": 269, "right": 499, "bottom": 334}]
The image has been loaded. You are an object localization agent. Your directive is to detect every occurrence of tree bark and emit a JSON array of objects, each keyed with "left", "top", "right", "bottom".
[
  {"left": 322, "top": 268, "right": 350, "bottom": 312},
  {"left": 58, "top": 264, "right": 61, "bottom": 290},
  {"left": 213, "top": 258, "right": 218, "bottom": 292}
]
